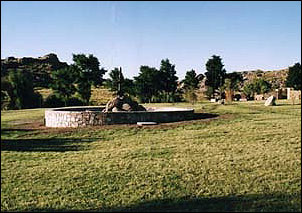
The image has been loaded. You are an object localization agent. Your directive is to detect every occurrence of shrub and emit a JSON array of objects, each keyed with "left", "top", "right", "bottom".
[
  {"left": 43, "top": 94, "right": 65, "bottom": 108},
  {"left": 7, "top": 69, "right": 42, "bottom": 109},
  {"left": 66, "top": 97, "right": 85, "bottom": 106}
]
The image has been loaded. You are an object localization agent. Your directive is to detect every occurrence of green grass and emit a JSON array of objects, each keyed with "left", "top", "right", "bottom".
[{"left": 1, "top": 100, "right": 301, "bottom": 212}]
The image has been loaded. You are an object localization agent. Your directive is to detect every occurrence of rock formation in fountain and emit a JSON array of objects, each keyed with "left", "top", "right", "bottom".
[{"left": 102, "top": 96, "right": 146, "bottom": 112}]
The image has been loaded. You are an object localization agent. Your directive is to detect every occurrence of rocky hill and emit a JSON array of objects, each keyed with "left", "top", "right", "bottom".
[
  {"left": 197, "top": 68, "right": 289, "bottom": 92},
  {"left": 1, "top": 53, "right": 68, "bottom": 87},
  {"left": 239, "top": 68, "right": 289, "bottom": 88}
]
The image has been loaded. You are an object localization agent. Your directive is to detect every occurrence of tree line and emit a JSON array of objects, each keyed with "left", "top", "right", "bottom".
[{"left": 1, "top": 53, "right": 301, "bottom": 110}]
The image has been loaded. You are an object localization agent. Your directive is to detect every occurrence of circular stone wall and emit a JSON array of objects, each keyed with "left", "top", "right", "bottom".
[{"left": 45, "top": 106, "right": 194, "bottom": 127}]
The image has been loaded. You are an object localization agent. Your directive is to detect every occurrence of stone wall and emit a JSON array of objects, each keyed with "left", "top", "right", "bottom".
[
  {"left": 45, "top": 107, "right": 194, "bottom": 128},
  {"left": 287, "top": 88, "right": 301, "bottom": 100}
]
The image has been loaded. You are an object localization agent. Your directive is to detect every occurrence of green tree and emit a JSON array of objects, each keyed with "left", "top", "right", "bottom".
[
  {"left": 50, "top": 67, "right": 77, "bottom": 106},
  {"left": 286, "top": 63, "right": 301, "bottom": 90},
  {"left": 253, "top": 78, "right": 271, "bottom": 94},
  {"left": 7, "top": 69, "right": 42, "bottom": 109},
  {"left": 242, "top": 78, "right": 271, "bottom": 100},
  {"left": 105, "top": 67, "right": 135, "bottom": 97},
  {"left": 183, "top": 69, "right": 199, "bottom": 90},
  {"left": 106, "top": 67, "right": 123, "bottom": 94},
  {"left": 159, "top": 59, "right": 179, "bottom": 102},
  {"left": 242, "top": 83, "right": 255, "bottom": 100},
  {"left": 205, "top": 55, "right": 226, "bottom": 98},
  {"left": 123, "top": 78, "right": 136, "bottom": 97},
  {"left": 225, "top": 72, "right": 243, "bottom": 91},
  {"left": 72, "top": 54, "right": 107, "bottom": 104},
  {"left": 134, "top": 66, "right": 162, "bottom": 103},
  {"left": 182, "top": 69, "right": 200, "bottom": 104}
]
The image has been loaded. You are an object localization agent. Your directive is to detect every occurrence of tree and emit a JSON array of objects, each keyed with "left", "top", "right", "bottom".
[
  {"left": 72, "top": 54, "right": 107, "bottom": 104},
  {"left": 105, "top": 67, "right": 135, "bottom": 97},
  {"left": 253, "top": 78, "right": 271, "bottom": 94},
  {"left": 242, "top": 83, "right": 255, "bottom": 100},
  {"left": 242, "top": 78, "right": 272, "bottom": 100},
  {"left": 225, "top": 72, "right": 243, "bottom": 91},
  {"left": 123, "top": 78, "right": 136, "bottom": 97},
  {"left": 183, "top": 88, "right": 198, "bottom": 104},
  {"left": 134, "top": 66, "right": 162, "bottom": 103},
  {"left": 223, "top": 78, "right": 233, "bottom": 104},
  {"left": 205, "top": 55, "right": 226, "bottom": 98},
  {"left": 7, "top": 69, "right": 42, "bottom": 109},
  {"left": 106, "top": 67, "right": 123, "bottom": 94},
  {"left": 72, "top": 54, "right": 107, "bottom": 87},
  {"left": 159, "top": 59, "right": 179, "bottom": 102},
  {"left": 182, "top": 69, "right": 200, "bottom": 104},
  {"left": 286, "top": 63, "right": 301, "bottom": 90},
  {"left": 50, "top": 67, "right": 77, "bottom": 106},
  {"left": 183, "top": 69, "right": 199, "bottom": 90}
]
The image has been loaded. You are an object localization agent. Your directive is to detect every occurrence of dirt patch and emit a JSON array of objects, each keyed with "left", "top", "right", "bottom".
[{"left": 6, "top": 113, "right": 234, "bottom": 134}]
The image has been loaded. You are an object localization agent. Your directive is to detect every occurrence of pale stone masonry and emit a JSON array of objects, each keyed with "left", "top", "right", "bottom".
[{"left": 45, "top": 106, "right": 194, "bottom": 128}]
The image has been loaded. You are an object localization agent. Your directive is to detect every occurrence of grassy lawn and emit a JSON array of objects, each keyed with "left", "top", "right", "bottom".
[{"left": 1, "top": 100, "right": 301, "bottom": 212}]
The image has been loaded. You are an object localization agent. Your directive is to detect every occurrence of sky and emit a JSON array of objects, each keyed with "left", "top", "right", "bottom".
[{"left": 1, "top": 1, "right": 301, "bottom": 79}]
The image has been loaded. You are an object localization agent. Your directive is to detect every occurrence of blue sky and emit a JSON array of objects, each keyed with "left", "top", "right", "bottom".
[{"left": 1, "top": 1, "right": 301, "bottom": 79}]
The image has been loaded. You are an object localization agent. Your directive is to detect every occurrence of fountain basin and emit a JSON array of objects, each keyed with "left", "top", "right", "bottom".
[{"left": 45, "top": 106, "right": 194, "bottom": 127}]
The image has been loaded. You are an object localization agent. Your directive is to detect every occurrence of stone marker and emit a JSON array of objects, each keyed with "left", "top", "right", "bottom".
[
  {"left": 218, "top": 99, "right": 225, "bottom": 104},
  {"left": 264, "top": 95, "right": 276, "bottom": 106}
]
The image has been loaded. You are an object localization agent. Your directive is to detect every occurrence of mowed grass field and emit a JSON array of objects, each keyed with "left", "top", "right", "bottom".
[{"left": 1, "top": 100, "right": 301, "bottom": 212}]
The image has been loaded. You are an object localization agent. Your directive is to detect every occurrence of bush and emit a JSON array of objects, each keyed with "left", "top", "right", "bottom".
[
  {"left": 1, "top": 90, "right": 10, "bottom": 110},
  {"left": 43, "top": 94, "right": 65, "bottom": 108},
  {"left": 43, "top": 95, "right": 85, "bottom": 108},
  {"left": 184, "top": 89, "right": 197, "bottom": 104},
  {"left": 6, "top": 69, "right": 43, "bottom": 109},
  {"left": 29, "top": 92, "right": 43, "bottom": 109},
  {"left": 66, "top": 97, "right": 85, "bottom": 106}
]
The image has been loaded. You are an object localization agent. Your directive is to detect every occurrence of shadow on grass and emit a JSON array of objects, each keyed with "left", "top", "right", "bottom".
[
  {"left": 1, "top": 137, "right": 101, "bottom": 152},
  {"left": 192, "top": 113, "right": 219, "bottom": 120},
  {"left": 15, "top": 192, "right": 301, "bottom": 212},
  {"left": 105, "top": 193, "right": 301, "bottom": 212},
  {"left": 1, "top": 128, "right": 40, "bottom": 140}
]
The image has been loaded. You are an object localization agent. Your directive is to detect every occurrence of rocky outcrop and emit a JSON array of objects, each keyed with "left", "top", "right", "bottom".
[
  {"left": 240, "top": 69, "right": 289, "bottom": 88},
  {"left": 194, "top": 68, "right": 289, "bottom": 97},
  {"left": 1, "top": 53, "right": 68, "bottom": 87},
  {"left": 102, "top": 96, "right": 146, "bottom": 112}
]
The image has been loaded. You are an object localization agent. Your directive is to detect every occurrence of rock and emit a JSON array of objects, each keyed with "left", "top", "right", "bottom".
[
  {"left": 1, "top": 53, "right": 68, "bottom": 87},
  {"left": 112, "top": 107, "right": 122, "bottom": 112},
  {"left": 218, "top": 99, "right": 225, "bottom": 104},
  {"left": 103, "top": 96, "right": 146, "bottom": 112},
  {"left": 137, "top": 105, "right": 147, "bottom": 111},
  {"left": 104, "top": 97, "right": 123, "bottom": 112},
  {"left": 122, "top": 103, "right": 131, "bottom": 111},
  {"left": 264, "top": 95, "right": 276, "bottom": 106}
]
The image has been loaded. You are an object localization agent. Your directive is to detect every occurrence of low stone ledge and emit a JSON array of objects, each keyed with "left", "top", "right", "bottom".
[{"left": 45, "top": 106, "right": 194, "bottom": 127}]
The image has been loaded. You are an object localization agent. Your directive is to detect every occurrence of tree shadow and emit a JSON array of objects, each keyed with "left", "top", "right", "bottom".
[
  {"left": 192, "top": 113, "right": 219, "bottom": 120},
  {"left": 16, "top": 192, "right": 300, "bottom": 212},
  {"left": 103, "top": 192, "right": 300, "bottom": 212},
  {"left": 1, "top": 137, "right": 101, "bottom": 152}
]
